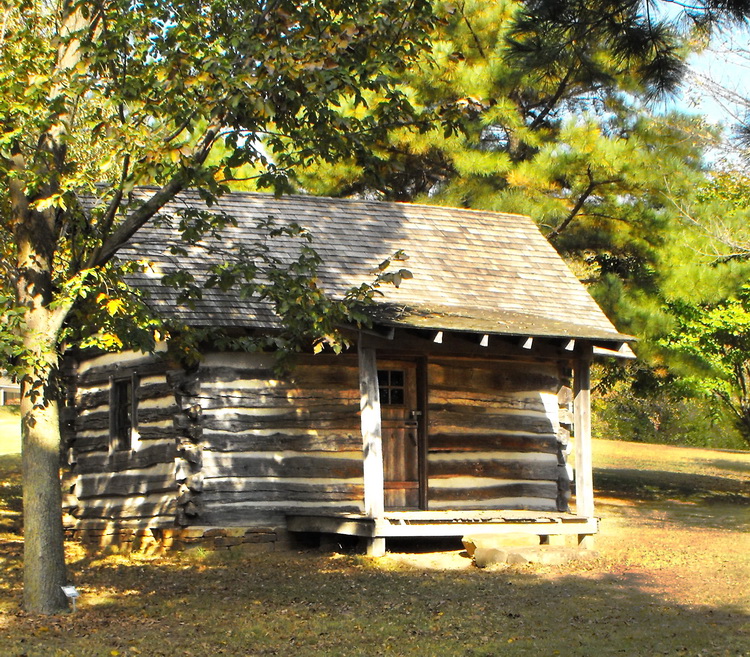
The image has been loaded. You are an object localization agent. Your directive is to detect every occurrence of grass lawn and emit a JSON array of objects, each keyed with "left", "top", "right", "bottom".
[{"left": 0, "top": 439, "right": 748, "bottom": 656}]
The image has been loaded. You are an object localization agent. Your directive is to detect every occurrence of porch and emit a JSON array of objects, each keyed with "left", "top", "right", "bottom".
[
  {"left": 287, "top": 510, "right": 598, "bottom": 557},
  {"left": 334, "top": 338, "right": 599, "bottom": 557}
]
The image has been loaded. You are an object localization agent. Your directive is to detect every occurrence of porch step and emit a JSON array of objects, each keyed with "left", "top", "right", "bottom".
[
  {"left": 286, "top": 512, "right": 598, "bottom": 539},
  {"left": 462, "top": 532, "right": 542, "bottom": 556}
]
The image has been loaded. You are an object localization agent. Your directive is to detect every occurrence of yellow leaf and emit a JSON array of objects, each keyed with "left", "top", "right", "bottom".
[
  {"left": 105, "top": 298, "right": 124, "bottom": 316},
  {"left": 100, "top": 332, "right": 124, "bottom": 349}
]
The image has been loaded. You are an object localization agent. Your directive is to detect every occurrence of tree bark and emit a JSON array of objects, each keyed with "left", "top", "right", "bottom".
[
  {"left": 16, "top": 296, "right": 71, "bottom": 615},
  {"left": 21, "top": 387, "right": 68, "bottom": 614},
  {"left": 12, "top": 176, "right": 71, "bottom": 614}
]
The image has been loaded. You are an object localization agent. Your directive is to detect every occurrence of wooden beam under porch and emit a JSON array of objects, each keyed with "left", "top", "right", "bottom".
[{"left": 286, "top": 511, "right": 598, "bottom": 557}]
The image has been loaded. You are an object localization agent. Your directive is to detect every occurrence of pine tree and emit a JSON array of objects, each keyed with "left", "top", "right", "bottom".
[
  {"left": 294, "top": 0, "right": 750, "bottom": 448},
  {"left": 295, "top": 1, "right": 714, "bottom": 301}
]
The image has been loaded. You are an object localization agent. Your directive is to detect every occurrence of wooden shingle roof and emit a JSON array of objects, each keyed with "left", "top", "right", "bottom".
[{"left": 119, "top": 191, "right": 632, "bottom": 345}]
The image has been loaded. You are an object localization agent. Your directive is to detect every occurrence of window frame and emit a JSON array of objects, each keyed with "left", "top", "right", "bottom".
[
  {"left": 109, "top": 372, "right": 139, "bottom": 452},
  {"left": 377, "top": 368, "right": 406, "bottom": 407}
]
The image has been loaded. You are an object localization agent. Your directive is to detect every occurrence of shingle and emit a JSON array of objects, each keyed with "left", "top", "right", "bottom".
[{"left": 118, "top": 191, "right": 630, "bottom": 342}]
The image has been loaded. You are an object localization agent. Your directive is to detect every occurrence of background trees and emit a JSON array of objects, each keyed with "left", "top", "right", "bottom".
[
  {"left": 293, "top": 0, "right": 750, "bottom": 448},
  {"left": 294, "top": 4, "right": 705, "bottom": 296},
  {"left": 295, "top": 1, "right": 710, "bottom": 290},
  {"left": 663, "top": 287, "right": 750, "bottom": 445}
]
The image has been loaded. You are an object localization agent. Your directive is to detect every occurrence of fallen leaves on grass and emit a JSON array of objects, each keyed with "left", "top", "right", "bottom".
[{"left": 0, "top": 441, "right": 747, "bottom": 656}]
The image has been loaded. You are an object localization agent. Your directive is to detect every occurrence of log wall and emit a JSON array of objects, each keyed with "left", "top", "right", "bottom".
[
  {"left": 66, "top": 348, "right": 575, "bottom": 550},
  {"left": 65, "top": 348, "right": 182, "bottom": 541},
  {"left": 190, "top": 353, "right": 366, "bottom": 528},
  {"left": 426, "top": 358, "right": 567, "bottom": 512}
]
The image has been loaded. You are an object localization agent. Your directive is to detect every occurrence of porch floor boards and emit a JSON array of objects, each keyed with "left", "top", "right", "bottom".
[{"left": 286, "top": 510, "right": 598, "bottom": 539}]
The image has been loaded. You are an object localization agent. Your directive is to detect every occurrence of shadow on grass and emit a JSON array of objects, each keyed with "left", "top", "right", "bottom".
[
  {"left": 707, "top": 457, "right": 750, "bottom": 474},
  {"left": 0, "top": 454, "right": 22, "bottom": 535},
  {"left": 593, "top": 464, "right": 750, "bottom": 534},
  {"left": 0, "top": 549, "right": 747, "bottom": 657},
  {"left": 594, "top": 467, "right": 749, "bottom": 505},
  {"left": 2, "top": 449, "right": 748, "bottom": 656}
]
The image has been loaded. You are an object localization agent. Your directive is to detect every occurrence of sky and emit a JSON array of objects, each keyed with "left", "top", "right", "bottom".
[
  {"left": 649, "top": 23, "right": 750, "bottom": 168},
  {"left": 677, "top": 27, "right": 750, "bottom": 128}
]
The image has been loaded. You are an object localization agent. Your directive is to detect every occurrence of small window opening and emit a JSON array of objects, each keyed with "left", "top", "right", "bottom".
[
  {"left": 111, "top": 376, "right": 137, "bottom": 451},
  {"left": 378, "top": 369, "right": 405, "bottom": 406}
]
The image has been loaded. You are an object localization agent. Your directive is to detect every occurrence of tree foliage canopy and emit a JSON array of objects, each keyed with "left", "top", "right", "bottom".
[
  {"left": 1, "top": 0, "right": 440, "bottom": 380},
  {"left": 663, "top": 287, "right": 750, "bottom": 445}
]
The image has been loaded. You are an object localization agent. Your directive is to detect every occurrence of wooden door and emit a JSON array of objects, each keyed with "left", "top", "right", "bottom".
[{"left": 378, "top": 362, "right": 420, "bottom": 509}]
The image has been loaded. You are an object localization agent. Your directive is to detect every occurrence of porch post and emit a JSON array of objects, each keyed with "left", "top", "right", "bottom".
[
  {"left": 358, "top": 341, "right": 386, "bottom": 556},
  {"left": 573, "top": 350, "right": 595, "bottom": 547}
]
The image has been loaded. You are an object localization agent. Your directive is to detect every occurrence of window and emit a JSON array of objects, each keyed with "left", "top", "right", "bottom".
[
  {"left": 1, "top": 388, "right": 20, "bottom": 405},
  {"left": 111, "top": 375, "right": 137, "bottom": 451},
  {"left": 378, "top": 369, "right": 405, "bottom": 406}
]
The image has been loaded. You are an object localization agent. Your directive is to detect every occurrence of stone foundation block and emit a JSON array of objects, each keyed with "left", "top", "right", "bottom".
[
  {"left": 473, "top": 545, "right": 599, "bottom": 568},
  {"left": 462, "top": 533, "right": 541, "bottom": 557}
]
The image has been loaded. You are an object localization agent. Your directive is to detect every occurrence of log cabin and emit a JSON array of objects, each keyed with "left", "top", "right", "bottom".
[{"left": 63, "top": 192, "right": 634, "bottom": 555}]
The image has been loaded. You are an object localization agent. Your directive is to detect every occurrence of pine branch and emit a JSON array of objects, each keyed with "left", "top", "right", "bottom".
[
  {"left": 548, "top": 167, "right": 597, "bottom": 239},
  {"left": 458, "top": 1, "right": 487, "bottom": 60},
  {"left": 529, "top": 69, "right": 573, "bottom": 131}
]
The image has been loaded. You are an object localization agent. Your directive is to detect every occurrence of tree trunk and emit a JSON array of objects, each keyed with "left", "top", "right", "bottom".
[
  {"left": 11, "top": 182, "right": 72, "bottom": 613},
  {"left": 21, "top": 386, "right": 69, "bottom": 614}
]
